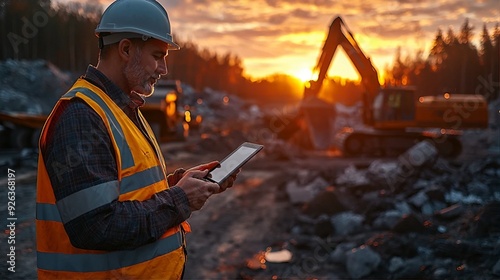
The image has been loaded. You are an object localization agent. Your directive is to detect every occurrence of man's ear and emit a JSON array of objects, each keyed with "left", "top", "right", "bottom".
[{"left": 118, "top": 39, "right": 132, "bottom": 61}]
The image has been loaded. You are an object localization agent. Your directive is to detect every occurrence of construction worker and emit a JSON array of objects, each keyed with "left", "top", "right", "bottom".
[{"left": 36, "top": 0, "right": 237, "bottom": 278}]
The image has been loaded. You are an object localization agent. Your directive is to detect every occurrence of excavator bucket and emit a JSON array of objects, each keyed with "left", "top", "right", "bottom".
[{"left": 300, "top": 96, "right": 336, "bottom": 150}]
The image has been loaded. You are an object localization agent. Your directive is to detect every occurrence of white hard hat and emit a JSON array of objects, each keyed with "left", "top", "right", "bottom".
[{"left": 95, "top": 0, "right": 180, "bottom": 50}]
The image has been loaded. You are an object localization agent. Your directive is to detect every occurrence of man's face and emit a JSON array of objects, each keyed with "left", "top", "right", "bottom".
[{"left": 123, "top": 39, "right": 169, "bottom": 98}]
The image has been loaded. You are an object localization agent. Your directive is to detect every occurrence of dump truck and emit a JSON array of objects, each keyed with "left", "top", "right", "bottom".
[
  {"left": 0, "top": 79, "right": 187, "bottom": 149},
  {"left": 141, "top": 79, "right": 187, "bottom": 142},
  {"left": 295, "top": 16, "right": 488, "bottom": 157}
]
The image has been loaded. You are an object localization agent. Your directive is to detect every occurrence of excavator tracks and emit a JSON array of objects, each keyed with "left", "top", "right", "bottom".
[{"left": 334, "top": 127, "right": 462, "bottom": 158}]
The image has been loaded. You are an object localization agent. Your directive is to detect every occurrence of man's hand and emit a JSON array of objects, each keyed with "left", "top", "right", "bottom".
[
  {"left": 185, "top": 161, "right": 220, "bottom": 173},
  {"left": 217, "top": 168, "right": 241, "bottom": 193},
  {"left": 167, "top": 160, "right": 218, "bottom": 186},
  {"left": 175, "top": 161, "right": 242, "bottom": 210},
  {"left": 176, "top": 169, "right": 220, "bottom": 211},
  {"left": 191, "top": 161, "right": 241, "bottom": 193},
  {"left": 166, "top": 168, "right": 186, "bottom": 186}
]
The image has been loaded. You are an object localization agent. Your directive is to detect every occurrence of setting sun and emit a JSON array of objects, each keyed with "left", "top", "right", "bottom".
[{"left": 293, "top": 68, "right": 314, "bottom": 83}]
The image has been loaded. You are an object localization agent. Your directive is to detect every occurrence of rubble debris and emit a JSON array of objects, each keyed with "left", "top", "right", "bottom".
[
  {"left": 331, "top": 212, "right": 364, "bottom": 236},
  {"left": 278, "top": 140, "right": 500, "bottom": 279},
  {"left": 314, "top": 215, "right": 334, "bottom": 238},
  {"left": 435, "top": 203, "right": 465, "bottom": 219},
  {"left": 445, "top": 190, "right": 483, "bottom": 205},
  {"left": 330, "top": 101, "right": 364, "bottom": 136},
  {"left": 345, "top": 245, "right": 381, "bottom": 279},
  {"left": 391, "top": 214, "right": 427, "bottom": 234},
  {"left": 471, "top": 201, "right": 500, "bottom": 237},
  {"left": 367, "top": 140, "right": 439, "bottom": 190},
  {"left": 399, "top": 139, "right": 438, "bottom": 167},
  {"left": 335, "top": 165, "right": 370, "bottom": 186},
  {"left": 392, "top": 257, "right": 426, "bottom": 279},
  {"left": 330, "top": 242, "right": 356, "bottom": 265},
  {"left": 493, "top": 259, "right": 500, "bottom": 276},
  {"left": 0, "top": 59, "right": 71, "bottom": 115},
  {"left": 301, "top": 186, "right": 348, "bottom": 217},
  {"left": 337, "top": 141, "right": 439, "bottom": 191},
  {"left": 372, "top": 210, "right": 405, "bottom": 230},
  {"left": 285, "top": 176, "right": 329, "bottom": 204},
  {"left": 388, "top": 256, "right": 404, "bottom": 273}
]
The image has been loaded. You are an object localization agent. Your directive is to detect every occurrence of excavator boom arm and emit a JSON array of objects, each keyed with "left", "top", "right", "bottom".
[{"left": 306, "top": 16, "right": 380, "bottom": 125}]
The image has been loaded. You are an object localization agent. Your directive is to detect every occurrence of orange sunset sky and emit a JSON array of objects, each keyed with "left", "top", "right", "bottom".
[{"left": 57, "top": 0, "right": 499, "bottom": 81}]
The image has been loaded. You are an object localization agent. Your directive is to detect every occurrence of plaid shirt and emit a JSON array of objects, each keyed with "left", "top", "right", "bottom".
[{"left": 41, "top": 65, "right": 191, "bottom": 250}]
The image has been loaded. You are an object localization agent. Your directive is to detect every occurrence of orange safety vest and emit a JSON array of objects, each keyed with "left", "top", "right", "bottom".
[{"left": 36, "top": 78, "right": 190, "bottom": 279}]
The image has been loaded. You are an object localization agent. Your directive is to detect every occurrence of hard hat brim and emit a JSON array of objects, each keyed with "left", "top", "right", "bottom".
[{"left": 97, "top": 31, "right": 180, "bottom": 50}]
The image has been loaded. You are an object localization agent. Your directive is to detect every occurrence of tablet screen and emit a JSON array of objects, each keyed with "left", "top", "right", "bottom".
[{"left": 207, "top": 143, "right": 263, "bottom": 184}]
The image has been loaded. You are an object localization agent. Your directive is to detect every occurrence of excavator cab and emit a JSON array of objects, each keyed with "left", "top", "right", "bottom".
[{"left": 372, "top": 87, "right": 417, "bottom": 129}]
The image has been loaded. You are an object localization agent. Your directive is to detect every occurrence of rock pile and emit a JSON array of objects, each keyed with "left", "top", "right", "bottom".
[
  {"left": 279, "top": 142, "right": 500, "bottom": 279},
  {"left": 0, "top": 59, "right": 72, "bottom": 115}
]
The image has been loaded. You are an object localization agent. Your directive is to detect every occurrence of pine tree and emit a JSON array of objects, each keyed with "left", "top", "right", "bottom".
[
  {"left": 491, "top": 24, "right": 500, "bottom": 100},
  {"left": 458, "top": 18, "right": 481, "bottom": 93},
  {"left": 479, "top": 23, "right": 494, "bottom": 97},
  {"left": 429, "top": 28, "right": 446, "bottom": 70}
]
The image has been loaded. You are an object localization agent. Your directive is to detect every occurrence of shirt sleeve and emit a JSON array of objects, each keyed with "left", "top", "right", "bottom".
[{"left": 42, "top": 98, "right": 192, "bottom": 250}]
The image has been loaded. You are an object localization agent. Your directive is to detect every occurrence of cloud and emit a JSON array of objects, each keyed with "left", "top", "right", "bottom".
[
  {"left": 268, "top": 13, "right": 288, "bottom": 25},
  {"left": 62, "top": 0, "right": 500, "bottom": 78},
  {"left": 264, "top": 0, "right": 338, "bottom": 8},
  {"left": 290, "top": 8, "right": 316, "bottom": 19}
]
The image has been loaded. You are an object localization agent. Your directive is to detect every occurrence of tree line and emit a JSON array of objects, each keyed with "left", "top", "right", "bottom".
[
  {"left": 1, "top": 0, "right": 102, "bottom": 73},
  {"left": 386, "top": 19, "right": 500, "bottom": 101},
  {"left": 1, "top": 0, "right": 499, "bottom": 104}
]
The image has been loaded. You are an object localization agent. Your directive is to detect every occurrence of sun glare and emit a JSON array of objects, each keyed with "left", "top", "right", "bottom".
[
  {"left": 291, "top": 47, "right": 365, "bottom": 83},
  {"left": 293, "top": 68, "right": 314, "bottom": 83}
]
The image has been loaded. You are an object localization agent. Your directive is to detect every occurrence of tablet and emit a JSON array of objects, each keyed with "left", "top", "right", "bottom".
[{"left": 204, "top": 142, "right": 264, "bottom": 185}]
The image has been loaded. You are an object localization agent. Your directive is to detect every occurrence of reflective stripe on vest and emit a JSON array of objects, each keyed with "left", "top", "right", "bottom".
[
  {"left": 37, "top": 231, "right": 183, "bottom": 272},
  {"left": 56, "top": 180, "right": 119, "bottom": 223},
  {"left": 37, "top": 203, "right": 62, "bottom": 222},
  {"left": 36, "top": 164, "right": 164, "bottom": 224}
]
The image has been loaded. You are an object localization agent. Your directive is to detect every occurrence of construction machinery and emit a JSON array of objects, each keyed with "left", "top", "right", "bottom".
[
  {"left": 298, "top": 16, "right": 488, "bottom": 157},
  {"left": 0, "top": 79, "right": 187, "bottom": 149},
  {"left": 141, "top": 79, "right": 187, "bottom": 142},
  {"left": 0, "top": 111, "right": 47, "bottom": 149}
]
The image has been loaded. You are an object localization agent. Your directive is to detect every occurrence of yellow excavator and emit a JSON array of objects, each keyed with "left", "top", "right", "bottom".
[{"left": 297, "top": 16, "right": 488, "bottom": 157}]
